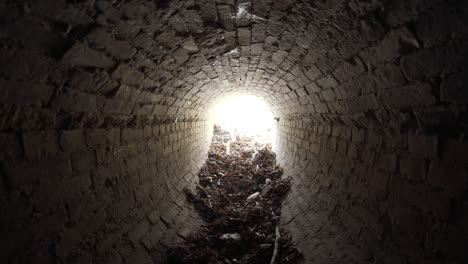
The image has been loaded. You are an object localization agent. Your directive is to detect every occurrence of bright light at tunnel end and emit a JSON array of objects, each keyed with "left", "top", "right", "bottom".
[{"left": 212, "top": 94, "right": 276, "bottom": 147}]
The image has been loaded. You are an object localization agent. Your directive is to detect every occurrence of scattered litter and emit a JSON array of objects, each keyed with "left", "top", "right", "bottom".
[
  {"left": 220, "top": 233, "right": 241, "bottom": 241},
  {"left": 270, "top": 226, "right": 281, "bottom": 264},
  {"left": 247, "top": 192, "right": 260, "bottom": 201},
  {"left": 261, "top": 185, "right": 273, "bottom": 196},
  {"left": 232, "top": 2, "right": 267, "bottom": 22},
  {"left": 167, "top": 125, "right": 302, "bottom": 264},
  {"left": 400, "top": 35, "right": 420, "bottom": 49},
  {"left": 224, "top": 48, "right": 239, "bottom": 57}
]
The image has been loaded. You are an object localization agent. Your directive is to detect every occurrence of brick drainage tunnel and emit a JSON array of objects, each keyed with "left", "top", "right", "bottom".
[{"left": 1, "top": 0, "right": 467, "bottom": 263}]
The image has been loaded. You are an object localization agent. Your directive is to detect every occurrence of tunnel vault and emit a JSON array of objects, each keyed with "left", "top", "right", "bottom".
[{"left": 0, "top": 0, "right": 467, "bottom": 263}]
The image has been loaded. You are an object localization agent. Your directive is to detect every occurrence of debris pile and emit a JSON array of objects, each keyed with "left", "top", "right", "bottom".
[{"left": 167, "top": 126, "right": 302, "bottom": 264}]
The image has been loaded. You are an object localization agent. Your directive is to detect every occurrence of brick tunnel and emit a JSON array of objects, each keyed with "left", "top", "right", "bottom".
[{"left": 1, "top": 0, "right": 467, "bottom": 263}]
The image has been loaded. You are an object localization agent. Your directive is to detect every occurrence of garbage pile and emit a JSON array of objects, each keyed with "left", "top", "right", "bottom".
[{"left": 167, "top": 126, "right": 302, "bottom": 264}]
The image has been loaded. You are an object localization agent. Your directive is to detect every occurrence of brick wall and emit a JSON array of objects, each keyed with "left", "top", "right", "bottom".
[
  {"left": 0, "top": 120, "right": 212, "bottom": 263},
  {"left": 276, "top": 118, "right": 468, "bottom": 263}
]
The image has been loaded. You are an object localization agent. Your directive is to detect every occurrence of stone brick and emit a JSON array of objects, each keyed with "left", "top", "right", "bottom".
[
  {"left": 373, "top": 63, "right": 407, "bottom": 91},
  {"left": 334, "top": 79, "right": 359, "bottom": 100},
  {"left": 130, "top": 33, "right": 155, "bottom": 51},
  {"left": 200, "top": 0, "right": 218, "bottom": 22},
  {"left": 414, "top": 1, "right": 468, "bottom": 47},
  {"left": 336, "top": 140, "right": 347, "bottom": 154},
  {"left": 441, "top": 139, "right": 468, "bottom": 165},
  {"left": 360, "top": 27, "right": 416, "bottom": 66},
  {"left": 433, "top": 225, "right": 468, "bottom": 260},
  {"left": 113, "top": 21, "right": 139, "bottom": 40},
  {"left": 217, "top": 5, "right": 235, "bottom": 30},
  {"left": 51, "top": 89, "right": 98, "bottom": 113},
  {"left": 388, "top": 131, "right": 408, "bottom": 151},
  {"left": 101, "top": 98, "right": 135, "bottom": 114},
  {"left": 316, "top": 75, "right": 338, "bottom": 90},
  {"left": 333, "top": 59, "right": 365, "bottom": 83},
  {"left": 5, "top": 154, "right": 72, "bottom": 191},
  {"left": 121, "top": 1, "right": 149, "bottom": 18},
  {"left": 427, "top": 160, "right": 466, "bottom": 195},
  {"left": 441, "top": 70, "right": 468, "bottom": 104},
  {"left": 366, "top": 129, "right": 382, "bottom": 149},
  {"left": 384, "top": 0, "right": 440, "bottom": 27},
  {"left": 0, "top": 79, "right": 54, "bottom": 106},
  {"left": 320, "top": 89, "right": 336, "bottom": 102},
  {"left": 347, "top": 143, "right": 358, "bottom": 159},
  {"left": 86, "top": 27, "right": 113, "bottom": 47},
  {"left": 153, "top": 105, "right": 169, "bottom": 116},
  {"left": 400, "top": 38, "right": 468, "bottom": 81},
  {"left": 108, "top": 128, "right": 121, "bottom": 146},
  {"left": 86, "top": 129, "right": 107, "bottom": 146},
  {"left": 23, "top": 130, "right": 59, "bottom": 161},
  {"left": 389, "top": 203, "right": 423, "bottom": 235},
  {"left": 71, "top": 149, "right": 96, "bottom": 173},
  {"left": 368, "top": 168, "right": 390, "bottom": 198},
  {"left": 62, "top": 43, "right": 115, "bottom": 68},
  {"left": 408, "top": 133, "right": 437, "bottom": 158},
  {"left": 390, "top": 175, "right": 450, "bottom": 220},
  {"left": 111, "top": 64, "right": 145, "bottom": 87},
  {"left": 92, "top": 165, "right": 119, "bottom": 189},
  {"left": 379, "top": 84, "right": 436, "bottom": 108},
  {"left": 147, "top": 209, "right": 160, "bottom": 225},
  {"left": 60, "top": 172, "right": 93, "bottom": 202},
  {"left": 351, "top": 128, "right": 365, "bottom": 143},
  {"left": 304, "top": 82, "right": 320, "bottom": 94},
  {"left": 347, "top": 94, "right": 380, "bottom": 113},
  {"left": 0, "top": 133, "right": 22, "bottom": 160},
  {"left": 141, "top": 227, "right": 162, "bottom": 250},
  {"left": 183, "top": 10, "right": 204, "bottom": 34},
  {"left": 122, "top": 128, "right": 144, "bottom": 143},
  {"left": 250, "top": 43, "right": 263, "bottom": 56},
  {"left": 60, "top": 130, "right": 86, "bottom": 152},
  {"left": 252, "top": 23, "right": 266, "bottom": 43},
  {"left": 399, "top": 155, "right": 427, "bottom": 182},
  {"left": 98, "top": 74, "right": 119, "bottom": 94},
  {"left": 128, "top": 220, "right": 151, "bottom": 246},
  {"left": 181, "top": 37, "right": 199, "bottom": 54},
  {"left": 106, "top": 41, "right": 136, "bottom": 60},
  {"left": 68, "top": 70, "right": 107, "bottom": 93},
  {"left": 155, "top": 31, "right": 179, "bottom": 49},
  {"left": 375, "top": 152, "right": 397, "bottom": 172},
  {"left": 132, "top": 103, "right": 155, "bottom": 115},
  {"left": 97, "top": 146, "right": 119, "bottom": 166}
]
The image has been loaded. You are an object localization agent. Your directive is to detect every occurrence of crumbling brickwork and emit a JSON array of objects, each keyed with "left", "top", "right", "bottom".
[{"left": 0, "top": 0, "right": 467, "bottom": 263}]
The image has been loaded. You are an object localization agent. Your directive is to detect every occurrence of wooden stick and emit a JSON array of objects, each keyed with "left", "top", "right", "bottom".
[
  {"left": 226, "top": 140, "right": 231, "bottom": 155},
  {"left": 270, "top": 226, "right": 281, "bottom": 264}
]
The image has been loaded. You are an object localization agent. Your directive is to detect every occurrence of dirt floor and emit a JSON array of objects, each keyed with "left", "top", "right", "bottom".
[{"left": 166, "top": 126, "right": 302, "bottom": 264}]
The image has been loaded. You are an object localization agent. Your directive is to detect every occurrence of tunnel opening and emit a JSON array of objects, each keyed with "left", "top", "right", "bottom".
[{"left": 211, "top": 94, "right": 276, "bottom": 148}]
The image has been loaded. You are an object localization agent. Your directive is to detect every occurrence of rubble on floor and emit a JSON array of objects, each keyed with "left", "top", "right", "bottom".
[{"left": 167, "top": 126, "right": 302, "bottom": 264}]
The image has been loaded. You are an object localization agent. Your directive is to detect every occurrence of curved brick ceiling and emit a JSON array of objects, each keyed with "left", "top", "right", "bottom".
[{"left": 3, "top": 0, "right": 463, "bottom": 128}]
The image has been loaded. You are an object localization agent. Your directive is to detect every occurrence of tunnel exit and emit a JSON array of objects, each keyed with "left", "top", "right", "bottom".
[
  {"left": 169, "top": 100, "right": 299, "bottom": 263},
  {"left": 211, "top": 94, "right": 276, "bottom": 149}
]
